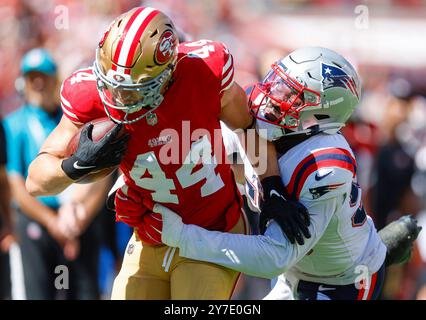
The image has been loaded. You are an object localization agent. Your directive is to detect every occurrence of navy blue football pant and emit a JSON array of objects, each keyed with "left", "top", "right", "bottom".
[{"left": 296, "top": 263, "right": 385, "bottom": 300}]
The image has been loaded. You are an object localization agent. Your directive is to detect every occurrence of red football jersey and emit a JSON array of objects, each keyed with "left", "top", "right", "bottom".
[{"left": 60, "top": 40, "right": 243, "bottom": 244}]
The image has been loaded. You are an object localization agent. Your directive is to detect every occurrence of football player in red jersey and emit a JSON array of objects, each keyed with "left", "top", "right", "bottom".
[{"left": 25, "top": 7, "right": 309, "bottom": 299}]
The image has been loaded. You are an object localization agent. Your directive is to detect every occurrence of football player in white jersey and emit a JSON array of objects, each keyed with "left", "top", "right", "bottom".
[{"left": 153, "top": 47, "right": 413, "bottom": 300}]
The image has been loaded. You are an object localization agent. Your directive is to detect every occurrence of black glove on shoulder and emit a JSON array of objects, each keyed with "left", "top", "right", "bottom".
[
  {"left": 260, "top": 175, "right": 311, "bottom": 245},
  {"left": 62, "top": 123, "right": 129, "bottom": 180}
]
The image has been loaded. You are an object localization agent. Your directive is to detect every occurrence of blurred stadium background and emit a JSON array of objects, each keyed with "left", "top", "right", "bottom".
[{"left": 1, "top": 0, "right": 426, "bottom": 300}]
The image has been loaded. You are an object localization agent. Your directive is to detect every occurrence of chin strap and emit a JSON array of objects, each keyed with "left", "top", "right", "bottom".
[
  {"left": 273, "top": 131, "right": 318, "bottom": 155},
  {"left": 281, "top": 121, "right": 345, "bottom": 137},
  {"left": 103, "top": 104, "right": 159, "bottom": 125}
]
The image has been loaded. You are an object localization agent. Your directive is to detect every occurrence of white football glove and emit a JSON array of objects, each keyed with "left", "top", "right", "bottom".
[{"left": 152, "top": 203, "right": 184, "bottom": 248}]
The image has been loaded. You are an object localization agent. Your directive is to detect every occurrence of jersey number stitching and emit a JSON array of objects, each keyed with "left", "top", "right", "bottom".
[
  {"left": 70, "top": 71, "right": 96, "bottom": 85},
  {"left": 185, "top": 40, "right": 215, "bottom": 59},
  {"left": 129, "top": 135, "right": 224, "bottom": 204},
  {"left": 350, "top": 182, "right": 367, "bottom": 227}
]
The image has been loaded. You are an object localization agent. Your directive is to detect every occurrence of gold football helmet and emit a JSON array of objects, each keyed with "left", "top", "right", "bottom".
[{"left": 93, "top": 7, "right": 179, "bottom": 124}]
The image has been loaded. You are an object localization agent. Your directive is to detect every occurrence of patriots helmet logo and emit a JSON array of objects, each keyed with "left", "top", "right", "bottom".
[
  {"left": 309, "top": 183, "right": 345, "bottom": 200},
  {"left": 321, "top": 63, "right": 359, "bottom": 99}
]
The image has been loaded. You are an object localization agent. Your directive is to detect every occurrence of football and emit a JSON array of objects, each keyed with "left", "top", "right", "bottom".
[{"left": 66, "top": 117, "right": 126, "bottom": 184}]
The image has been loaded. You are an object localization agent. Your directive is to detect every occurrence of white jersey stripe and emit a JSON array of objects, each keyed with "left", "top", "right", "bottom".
[
  {"left": 60, "top": 102, "right": 80, "bottom": 121},
  {"left": 221, "top": 69, "right": 234, "bottom": 92},
  {"left": 60, "top": 93, "right": 72, "bottom": 108},
  {"left": 221, "top": 64, "right": 234, "bottom": 86},
  {"left": 221, "top": 78, "right": 234, "bottom": 93},
  {"left": 117, "top": 7, "right": 156, "bottom": 67},
  {"left": 222, "top": 53, "right": 233, "bottom": 75}
]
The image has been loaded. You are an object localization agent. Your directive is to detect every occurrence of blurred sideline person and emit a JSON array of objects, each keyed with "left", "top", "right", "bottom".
[
  {"left": 156, "top": 47, "right": 420, "bottom": 300},
  {"left": 25, "top": 7, "right": 309, "bottom": 299},
  {"left": 0, "top": 118, "right": 14, "bottom": 299},
  {"left": 3, "top": 48, "right": 108, "bottom": 299}
]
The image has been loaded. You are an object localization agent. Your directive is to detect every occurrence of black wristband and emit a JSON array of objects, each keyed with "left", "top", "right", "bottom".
[
  {"left": 260, "top": 175, "right": 286, "bottom": 201},
  {"left": 61, "top": 156, "right": 93, "bottom": 181}
]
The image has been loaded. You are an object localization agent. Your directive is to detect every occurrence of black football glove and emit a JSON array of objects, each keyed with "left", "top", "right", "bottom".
[
  {"left": 260, "top": 176, "right": 311, "bottom": 245},
  {"left": 379, "top": 215, "right": 422, "bottom": 266},
  {"left": 62, "top": 123, "right": 130, "bottom": 180}
]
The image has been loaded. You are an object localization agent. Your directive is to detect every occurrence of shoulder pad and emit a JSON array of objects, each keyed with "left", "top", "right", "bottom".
[
  {"left": 179, "top": 40, "right": 234, "bottom": 94},
  {"left": 299, "top": 167, "right": 353, "bottom": 201},
  {"left": 60, "top": 68, "right": 104, "bottom": 124},
  {"left": 286, "top": 147, "right": 357, "bottom": 201}
]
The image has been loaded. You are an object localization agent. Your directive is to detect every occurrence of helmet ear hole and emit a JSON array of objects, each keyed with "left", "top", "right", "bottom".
[
  {"left": 314, "top": 114, "right": 330, "bottom": 121},
  {"left": 150, "top": 29, "right": 159, "bottom": 38},
  {"left": 306, "top": 71, "right": 317, "bottom": 80},
  {"left": 332, "top": 61, "right": 343, "bottom": 68}
]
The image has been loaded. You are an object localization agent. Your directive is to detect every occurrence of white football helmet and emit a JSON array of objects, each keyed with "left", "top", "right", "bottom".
[{"left": 249, "top": 47, "right": 361, "bottom": 141}]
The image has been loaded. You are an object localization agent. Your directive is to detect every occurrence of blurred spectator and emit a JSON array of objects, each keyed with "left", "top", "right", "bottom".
[
  {"left": 341, "top": 120, "right": 380, "bottom": 217},
  {"left": 0, "top": 118, "right": 14, "bottom": 300},
  {"left": 369, "top": 84, "right": 425, "bottom": 299},
  {"left": 370, "top": 94, "right": 421, "bottom": 230},
  {"left": 2, "top": 48, "right": 106, "bottom": 299}
]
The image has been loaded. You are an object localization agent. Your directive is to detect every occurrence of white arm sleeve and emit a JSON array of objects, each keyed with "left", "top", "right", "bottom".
[{"left": 178, "top": 197, "right": 340, "bottom": 279}]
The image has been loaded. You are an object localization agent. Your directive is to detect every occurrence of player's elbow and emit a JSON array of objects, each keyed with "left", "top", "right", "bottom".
[
  {"left": 251, "top": 262, "right": 286, "bottom": 279},
  {"left": 25, "top": 174, "right": 44, "bottom": 196},
  {"left": 26, "top": 163, "right": 50, "bottom": 196},
  {"left": 268, "top": 260, "right": 289, "bottom": 278},
  {"left": 253, "top": 249, "right": 290, "bottom": 279}
]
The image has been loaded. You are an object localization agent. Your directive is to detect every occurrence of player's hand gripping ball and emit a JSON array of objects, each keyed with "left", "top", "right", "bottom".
[{"left": 63, "top": 117, "right": 129, "bottom": 183}]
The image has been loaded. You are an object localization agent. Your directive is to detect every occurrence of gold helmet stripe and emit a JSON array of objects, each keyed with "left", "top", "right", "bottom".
[
  {"left": 112, "top": 7, "right": 159, "bottom": 74},
  {"left": 119, "top": 8, "right": 159, "bottom": 70},
  {"left": 112, "top": 7, "right": 144, "bottom": 72}
]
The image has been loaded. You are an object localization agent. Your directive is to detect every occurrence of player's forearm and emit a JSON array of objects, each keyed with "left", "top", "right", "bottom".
[
  {"left": 71, "top": 178, "right": 112, "bottom": 223},
  {"left": 175, "top": 198, "right": 338, "bottom": 278},
  {"left": 156, "top": 203, "right": 294, "bottom": 278},
  {"left": 258, "top": 140, "right": 280, "bottom": 180},
  {"left": 26, "top": 153, "right": 74, "bottom": 196},
  {"left": 10, "top": 175, "right": 57, "bottom": 227},
  {"left": 178, "top": 221, "right": 297, "bottom": 279},
  {"left": 240, "top": 129, "right": 276, "bottom": 179}
]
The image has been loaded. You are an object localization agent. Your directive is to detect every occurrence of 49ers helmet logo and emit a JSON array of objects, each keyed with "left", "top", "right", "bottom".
[
  {"left": 113, "top": 74, "right": 126, "bottom": 82},
  {"left": 154, "top": 30, "right": 177, "bottom": 65}
]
